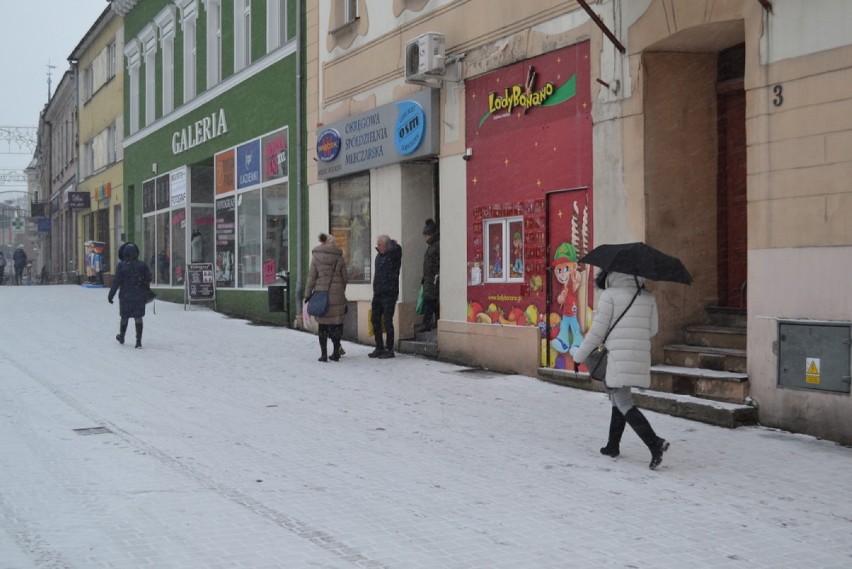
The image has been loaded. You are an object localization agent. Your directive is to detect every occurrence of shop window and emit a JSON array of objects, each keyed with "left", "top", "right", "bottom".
[
  {"left": 262, "top": 183, "right": 288, "bottom": 283},
  {"left": 237, "top": 189, "right": 261, "bottom": 288},
  {"left": 190, "top": 206, "right": 214, "bottom": 263},
  {"left": 154, "top": 211, "right": 170, "bottom": 285},
  {"left": 330, "top": 173, "right": 370, "bottom": 283},
  {"left": 215, "top": 195, "right": 236, "bottom": 287},
  {"left": 171, "top": 209, "right": 187, "bottom": 285},
  {"left": 484, "top": 217, "right": 524, "bottom": 283}
]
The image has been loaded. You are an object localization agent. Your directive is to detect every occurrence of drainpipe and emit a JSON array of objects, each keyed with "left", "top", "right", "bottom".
[
  {"left": 294, "top": 0, "right": 304, "bottom": 312},
  {"left": 69, "top": 57, "right": 81, "bottom": 281}
]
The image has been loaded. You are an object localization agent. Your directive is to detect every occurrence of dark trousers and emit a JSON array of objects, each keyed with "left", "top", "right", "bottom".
[
  {"left": 371, "top": 293, "right": 397, "bottom": 350},
  {"left": 421, "top": 299, "right": 439, "bottom": 326}
]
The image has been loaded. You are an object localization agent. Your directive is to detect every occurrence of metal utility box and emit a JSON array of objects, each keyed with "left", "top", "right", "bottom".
[{"left": 778, "top": 321, "right": 851, "bottom": 394}]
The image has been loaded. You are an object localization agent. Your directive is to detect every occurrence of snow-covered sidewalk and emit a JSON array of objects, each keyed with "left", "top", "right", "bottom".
[{"left": 1, "top": 285, "right": 850, "bottom": 568}]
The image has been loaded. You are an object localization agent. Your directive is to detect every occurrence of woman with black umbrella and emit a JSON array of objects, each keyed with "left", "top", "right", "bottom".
[{"left": 572, "top": 269, "right": 670, "bottom": 470}]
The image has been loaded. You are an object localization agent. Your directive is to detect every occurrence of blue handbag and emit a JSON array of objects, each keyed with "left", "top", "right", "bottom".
[{"left": 307, "top": 290, "right": 329, "bottom": 316}]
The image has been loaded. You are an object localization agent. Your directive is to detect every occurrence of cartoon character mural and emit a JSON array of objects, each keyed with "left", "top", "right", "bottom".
[{"left": 550, "top": 242, "right": 584, "bottom": 356}]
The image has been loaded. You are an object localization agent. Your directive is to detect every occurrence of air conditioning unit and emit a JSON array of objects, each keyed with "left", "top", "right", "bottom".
[{"left": 405, "top": 32, "right": 445, "bottom": 82}]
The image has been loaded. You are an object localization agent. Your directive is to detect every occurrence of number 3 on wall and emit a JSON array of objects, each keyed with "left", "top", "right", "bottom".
[{"left": 773, "top": 84, "right": 784, "bottom": 107}]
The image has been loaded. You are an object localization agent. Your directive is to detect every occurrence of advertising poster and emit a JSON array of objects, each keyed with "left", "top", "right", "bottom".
[
  {"left": 215, "top": 149, "right": 235, "bottom": 195},
  {"left": 262, "top": 128, "right": 288, "bottom": 182}
]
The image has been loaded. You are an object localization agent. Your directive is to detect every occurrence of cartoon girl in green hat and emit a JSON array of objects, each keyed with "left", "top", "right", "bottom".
[{"left": 550, "top": 242, "right": 585, "bottom": 357}]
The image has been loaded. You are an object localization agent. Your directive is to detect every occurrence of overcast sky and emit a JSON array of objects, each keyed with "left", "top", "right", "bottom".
[{"left": 0, "top": 0, "right": 108, "bottom": 189}]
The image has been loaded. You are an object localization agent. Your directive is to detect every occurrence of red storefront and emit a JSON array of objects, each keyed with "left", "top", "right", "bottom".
[{"left": 465, "top": 41, "right": 594, "bottom": 370}]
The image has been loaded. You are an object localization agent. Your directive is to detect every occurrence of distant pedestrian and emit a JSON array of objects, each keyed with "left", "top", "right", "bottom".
[
  {"left": 304, "top": 233, "right": 348, "bottom": 362},
  {"left": 369, "top": 234, "right": 402, "bottom": 358},
  {"left": 107, "top": 242, "right": 152, "bottom": 348},
  {"left": 0, "top": 251, "right": 6, "bottom": 285},
  {"left": 12, "top": 245, "right": 27, "bottom": 286},
  {"left": 573, "top": 270, "right": 670, "bottom": 470},
  {"left": 416, "top": 218, "right": 440, "bottom": 332}
]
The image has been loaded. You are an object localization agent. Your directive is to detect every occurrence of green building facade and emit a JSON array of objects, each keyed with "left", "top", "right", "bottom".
[{"left": 114, "top": 0, "right": 304, "bottom": 324}]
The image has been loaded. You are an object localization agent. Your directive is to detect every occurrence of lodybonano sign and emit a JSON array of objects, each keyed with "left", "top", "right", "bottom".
[{"left": 316, "top": 90, "right": 439, "bottom": 180}]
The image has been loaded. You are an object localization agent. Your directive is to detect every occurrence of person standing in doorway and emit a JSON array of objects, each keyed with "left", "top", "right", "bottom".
[
  {"left": 304, "top": 233, "right": 348, "bottom": 362},
  {"left": 572, "top": 270, "right": 669, "bottom": 470},
  {"left": 417, "top": 218, "right": 440, "bottom": 332},
  {"left": 12, "top": 245, "right": 27, "bottom": 286},
  {"left": 108, "top": 242, "right": 152, "bottom": 348},
  {"left": 369, "top": 234, "right": 402, "bottom": 359}
]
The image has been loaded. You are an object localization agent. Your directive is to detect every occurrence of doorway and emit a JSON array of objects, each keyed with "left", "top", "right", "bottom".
[{"left": 716, "top": 44, "right": 747, "bottom": 308}]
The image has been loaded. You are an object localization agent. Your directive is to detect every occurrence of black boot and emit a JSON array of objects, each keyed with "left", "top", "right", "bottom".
[
  {"left": 116, "top": 319, "right": 128, "bottom": 345},
  {"left": 134, "top": 322, "right": 143, "bottom": 348},
  {"left": 329, "top": 325, "right": 343, "bottom": 361},
  {"left": 317, "top": 327, "right": 328, "bottom": 362},
  {"left": 600, "top": 407, "right": 626, "bottom": 457},
  {"left": 625, "top": 407, "right": 670, "bottom": 470}
]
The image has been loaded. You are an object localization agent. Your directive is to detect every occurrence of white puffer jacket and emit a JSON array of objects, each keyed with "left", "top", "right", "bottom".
[{"left": 573, "top": 271, "right": 658, "bottom": 389}]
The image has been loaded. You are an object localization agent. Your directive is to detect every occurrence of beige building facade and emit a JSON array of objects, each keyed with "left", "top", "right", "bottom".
[
  {"left": 71, "top": 7, "right": 125, "bottom": 283},
  {"left": 307, "top": 0, "right": 852, "bottom": 444}
]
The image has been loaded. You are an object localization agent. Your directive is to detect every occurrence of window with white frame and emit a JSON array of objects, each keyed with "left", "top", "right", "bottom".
[
  {"left": 107, "top": 41, "right": 116, "bottom": 79},
  {"left": 83, "top": 65, "right": 94, "bottom": 101},
  {"left": 83, "top": 142, "right": 94, "bottom": 177},
  {"left": 334, "top": 0, "right": 358, "bottom": 28},
  {"left": 176, "top": 0, "right": 198, "bottom": 102},
  {"left": 234, "top": 0, "right": 251, "bottom": 72},
  {"left": 155, "top": 6, "right": 176, "bottom": 115},
  {"left": 267, "top": 0, "right": 288, "bottom": 52},
  {"left": 107, "top": 123, "right": 117, "bottom": 164},
  {"left": 204, "top": 0, "right": 222, "bottom": 87},
  {"left": 140, "top": 24, "right": 157, "bottom": 126},
  {"left": 124, "top": 40, "right": 141, "bottom": 134},
  {"left": 484, "top": 217, "right": 525, "bottom": 283}
]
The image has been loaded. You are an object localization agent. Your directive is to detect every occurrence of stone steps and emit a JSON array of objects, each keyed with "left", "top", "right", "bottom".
[{"left": 537, "top": 367, "right": 757, "bottom": 428}]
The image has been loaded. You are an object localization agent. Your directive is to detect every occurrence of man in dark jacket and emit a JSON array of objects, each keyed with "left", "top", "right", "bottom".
[
  {"left": 369, "top": 234, "right": 402, "bottom": 358},
  {"left": 417, "top": 219, "right": 440, "bottom": 332},
  {"left": 12, "top": 245, "right": 27, "bottom": 285}
]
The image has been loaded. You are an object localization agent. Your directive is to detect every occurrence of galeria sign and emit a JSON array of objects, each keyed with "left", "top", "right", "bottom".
[{"left": 172, "top": 109, "right": 229, "bottom": 155}]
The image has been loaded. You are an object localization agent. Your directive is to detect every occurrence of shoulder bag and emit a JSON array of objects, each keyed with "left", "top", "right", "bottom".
[
  {"left": 307, "top": 256, "right": 340, "bottom": 317},
  {"left": 585, "top": 287, "right": 642, "bottom": 381}
]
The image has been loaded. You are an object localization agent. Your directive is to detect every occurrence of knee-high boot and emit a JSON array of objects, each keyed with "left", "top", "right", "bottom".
[
  {"left": 625, "top": 407, "right": 670, "bottom": 470},
  {"left": 134, "top": 322, "right": 143, "bottom": 348},
  {"left": 317, "top": 326, "right": 328, "bottom": 362},
  {"left": 116, "top": 319, "right": 128, "bottom": 345},
  {"left": 600, "top": 406, "right": 626, "bottom": 457},
  {"left": 329, "top": 325, "right": 343, "bottom": 361}
]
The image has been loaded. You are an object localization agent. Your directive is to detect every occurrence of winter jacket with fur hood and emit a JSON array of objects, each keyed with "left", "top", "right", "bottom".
[
  {"left": 573, "top": 271, "right": 658, "bottom": 389},
  {"left": 304, "top": 241, "right": 348, "bottom": 325}
]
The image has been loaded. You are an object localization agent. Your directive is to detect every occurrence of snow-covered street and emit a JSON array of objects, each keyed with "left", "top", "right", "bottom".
[{"left": 1, "top": 285, "right": 851, "bottom": 568}]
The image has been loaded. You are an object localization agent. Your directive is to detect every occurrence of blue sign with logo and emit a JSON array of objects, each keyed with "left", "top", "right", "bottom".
[
  {"left": 394, "top": 101, "right": 426, "bottom": 155},
  {"left": 237, "top": 139, "right": 261, "bottom": 189},
  {"left": 316, "top": 129, "right": 341, "bottom": 162}
]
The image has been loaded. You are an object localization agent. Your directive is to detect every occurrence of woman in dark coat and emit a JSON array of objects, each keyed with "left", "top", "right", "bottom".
[
  {"left": 417, "top": 219, "right": 440, "bottom": 332},
  {"left": 108, "top": 242, "right": 152, "bottom": 348},
  {"left": 304, "top": 233, "right": 348, "bottom": 362}
]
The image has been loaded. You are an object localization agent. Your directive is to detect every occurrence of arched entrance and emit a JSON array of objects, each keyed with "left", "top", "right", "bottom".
[{"left": 642, "top": 21, "right": 747, "bottom": 353}]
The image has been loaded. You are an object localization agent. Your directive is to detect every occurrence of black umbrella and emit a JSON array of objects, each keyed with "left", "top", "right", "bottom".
[{"left": 578, "top": 242, "right": 693, "bottom": 285}]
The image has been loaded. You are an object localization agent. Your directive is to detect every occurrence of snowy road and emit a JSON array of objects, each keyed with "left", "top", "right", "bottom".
[{"left": 1, "top": 285, "right": 851, "bottom": 568}]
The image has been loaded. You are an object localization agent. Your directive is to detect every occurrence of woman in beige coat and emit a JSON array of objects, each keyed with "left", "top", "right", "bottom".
[{"left": 304, "top": 233, "right": 348, "bottom": 362}]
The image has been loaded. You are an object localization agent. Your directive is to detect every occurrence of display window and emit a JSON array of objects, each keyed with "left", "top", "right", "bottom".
[
  {"left": 484, "top": 217, "right": 524, "bottom": 283},
  {"left": 142, "top": 128, "right": 289, "bottom": 290},
  {"left": 329, "top": 172, "right": 370, "bottom": 283}
]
